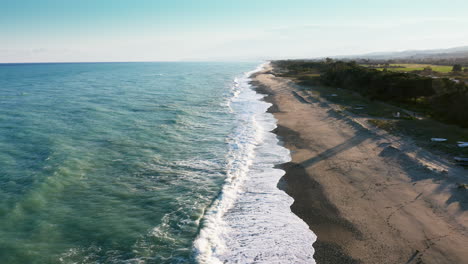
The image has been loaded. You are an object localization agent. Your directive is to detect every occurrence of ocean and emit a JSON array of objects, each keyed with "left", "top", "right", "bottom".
[{"left": 0, "top": 62, "right": 315, "bottom": 263}]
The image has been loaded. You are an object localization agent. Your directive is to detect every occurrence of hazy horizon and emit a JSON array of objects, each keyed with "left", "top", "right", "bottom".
[{"left": 2, "top": 0, "right": 468, "bottom": 63}]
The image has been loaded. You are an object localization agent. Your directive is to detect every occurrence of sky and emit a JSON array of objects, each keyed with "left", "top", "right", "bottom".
[{"left": 1, "top": 0, "right": 468, "bottom": 62}]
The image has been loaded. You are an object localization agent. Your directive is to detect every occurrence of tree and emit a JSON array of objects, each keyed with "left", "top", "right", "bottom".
[
  {"left": 423, "top": 66, "right": 432, "bottom": 73},
  {"left": 452, "top": 64, "right": 462, "bottom": 72}
]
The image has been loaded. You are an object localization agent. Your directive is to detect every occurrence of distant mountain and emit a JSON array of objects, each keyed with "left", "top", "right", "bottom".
[{"left": 339, "top": 46, "right": 468, "bottom": 60}]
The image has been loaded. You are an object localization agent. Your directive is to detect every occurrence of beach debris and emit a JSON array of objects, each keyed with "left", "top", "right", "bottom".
[
  {"left": 393, "top": 112, "right": 401, "bottom": 118},
  {"left": 457, "top": 183, "right": 468, "bottom": 190},
  {"left": 431, "top": 138, "right": 447, "bottom": 142}
]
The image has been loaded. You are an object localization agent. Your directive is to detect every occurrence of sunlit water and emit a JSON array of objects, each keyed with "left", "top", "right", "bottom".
[{"left": 0, "top": 62, "right": 315, "bottom": 263}]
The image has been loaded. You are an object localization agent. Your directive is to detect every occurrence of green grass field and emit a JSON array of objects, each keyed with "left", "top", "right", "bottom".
[{"left": 368, "top": 64, "right": 453, "bottom": 73}]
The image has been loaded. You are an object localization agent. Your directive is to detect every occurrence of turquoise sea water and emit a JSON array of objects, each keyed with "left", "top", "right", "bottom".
[{"left": 0, "top": 62, "right": 316, "bottom": 264}]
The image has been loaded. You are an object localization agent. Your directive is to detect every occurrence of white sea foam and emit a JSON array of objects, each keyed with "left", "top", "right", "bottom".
[{"left": 193, "top": 63, "right": 316, "bottom": 263}]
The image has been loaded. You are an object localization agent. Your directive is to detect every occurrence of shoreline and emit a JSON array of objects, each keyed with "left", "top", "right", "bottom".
[
  {"left": 251, "top": 64, "right": 468, "bottom": 264},
  {"left": 194, "top": 66, "right": 316, "bottom": 263}
]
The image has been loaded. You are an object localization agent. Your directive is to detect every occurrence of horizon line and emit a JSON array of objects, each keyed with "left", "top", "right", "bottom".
[{"left": 0, "top": 60, "right": 267, "bottom": 65}]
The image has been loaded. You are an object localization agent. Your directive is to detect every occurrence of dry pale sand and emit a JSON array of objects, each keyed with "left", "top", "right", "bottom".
[{"left": 251, "top": 64, "right": 468, "bottom": 264}]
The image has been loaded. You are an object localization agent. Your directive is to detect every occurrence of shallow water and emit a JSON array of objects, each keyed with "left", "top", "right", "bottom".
[{"left": 0, "top": 62, "right": 315, "bottom": 263}]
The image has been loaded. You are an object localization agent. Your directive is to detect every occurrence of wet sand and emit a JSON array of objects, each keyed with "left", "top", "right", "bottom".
[{"left": 251, "top": 64, "right": 468, "bottom": 264}]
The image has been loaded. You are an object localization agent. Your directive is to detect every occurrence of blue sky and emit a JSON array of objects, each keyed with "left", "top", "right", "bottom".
[{"left": 1, "top": 0, "right": 468, "bottom": 62}]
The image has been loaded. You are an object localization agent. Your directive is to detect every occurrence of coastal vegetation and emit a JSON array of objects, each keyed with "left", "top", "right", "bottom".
[
  {"left": 273, "top": 59, "right": 468, "bottom": 158},
  {"left": 361, "top": 63, "right": 468, "bottom": 85},
  {"left": 274, "top": 59, "right": 468, "bottom": 128},
  {"left": 354, "top": 55, "right": 468, "bottom": 69}
]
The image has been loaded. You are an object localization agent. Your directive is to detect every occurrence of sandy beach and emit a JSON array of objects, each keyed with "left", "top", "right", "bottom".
[{"left": 251, "top": 64, "right": 468, "bottom": 264}]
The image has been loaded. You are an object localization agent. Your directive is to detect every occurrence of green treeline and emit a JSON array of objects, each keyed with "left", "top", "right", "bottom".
[{"left": 274, "top": 60, "right": 468, "bottom": 127}]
